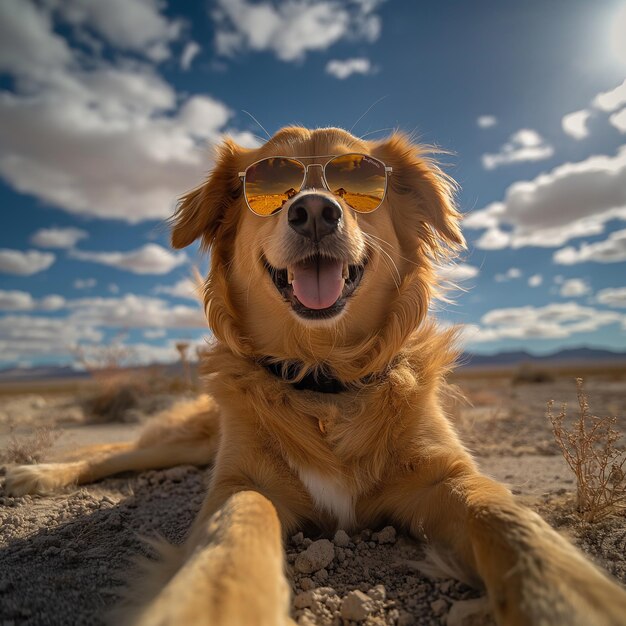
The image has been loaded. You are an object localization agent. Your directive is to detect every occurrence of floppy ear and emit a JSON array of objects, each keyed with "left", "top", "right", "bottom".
[
  {"left": 373, "top": 133, "right": 465, "bottom": 257},
  {"left": 170, "top": 138, "right": 243, "bottom": 250}
]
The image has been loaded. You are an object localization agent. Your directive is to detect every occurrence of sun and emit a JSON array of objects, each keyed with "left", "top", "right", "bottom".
[{"left": 609, "top": 2, "right": 626, "bottom": 66}]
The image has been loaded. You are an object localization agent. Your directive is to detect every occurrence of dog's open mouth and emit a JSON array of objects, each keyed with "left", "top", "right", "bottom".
[{"left": 264, "top": 254, "right": 366, "bottom": 319}]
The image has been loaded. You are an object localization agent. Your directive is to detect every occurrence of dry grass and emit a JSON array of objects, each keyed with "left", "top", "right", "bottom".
[
  {"left": 548, "top": 378, "right": 626, "bottom": 523},
  {"left": 0, "top": 424, "right": 61, "bottom": 465},
  {"left": 511, "top": 363, "right": 555, "bottom": 385},
  {"left": 73, "top": 337, "right": 199, "bottom": 422}
]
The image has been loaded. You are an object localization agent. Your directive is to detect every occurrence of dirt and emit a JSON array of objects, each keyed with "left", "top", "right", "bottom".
[{"left": 1, "top": 376, "right": 625, "bottom": 625}]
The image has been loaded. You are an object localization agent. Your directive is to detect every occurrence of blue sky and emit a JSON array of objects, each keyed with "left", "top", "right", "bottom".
[{"left": 1, "top": 0, "right": 626, "bottom": 368}]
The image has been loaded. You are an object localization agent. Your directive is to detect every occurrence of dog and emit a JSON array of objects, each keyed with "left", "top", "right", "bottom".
[{"left": 5, "top": 126, "right": 626, "bottom": 626}]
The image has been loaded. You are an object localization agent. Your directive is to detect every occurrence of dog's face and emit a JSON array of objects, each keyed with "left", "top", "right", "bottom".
[{"left": 171, "top": 127, "right": 463, "bottom": 374}]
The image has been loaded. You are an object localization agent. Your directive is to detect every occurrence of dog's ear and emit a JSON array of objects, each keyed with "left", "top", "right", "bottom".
[
  {"left": 170, "top": 139, "right": 243, "bottom": 250},
  {"left": 373, "top": 133, "right": 465, "bottom": 256}
]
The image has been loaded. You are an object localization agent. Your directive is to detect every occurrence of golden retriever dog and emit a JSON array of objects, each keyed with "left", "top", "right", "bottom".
[{"left": 5, "top": 127, "right": 626, "bottom": 626}]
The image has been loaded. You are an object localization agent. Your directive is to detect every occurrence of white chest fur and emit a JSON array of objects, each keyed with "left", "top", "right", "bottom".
[{"left": 297, "top": 466, "right": 356, "bottom": 529}]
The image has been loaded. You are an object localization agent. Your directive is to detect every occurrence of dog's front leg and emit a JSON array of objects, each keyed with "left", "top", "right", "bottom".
[
  {"left": 132, "top": 490, "right": 293, "bottom": 626},
  {"left": 410, "top": 471, "right": 626, "bottom": 626}
]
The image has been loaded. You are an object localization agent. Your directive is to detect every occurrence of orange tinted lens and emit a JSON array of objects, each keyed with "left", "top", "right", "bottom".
[
  {"left": 245, "top": 158, "right": 304, "bottom": 216},
  {"left": 324, "top": 154, "right": 386, "bottom": 213}
]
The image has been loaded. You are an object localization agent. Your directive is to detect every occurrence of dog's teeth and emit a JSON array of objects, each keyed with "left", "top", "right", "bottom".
[
  {"left": 288, "top": 269, "right": 294, "bottom": 284},
  {"left": 342, "top": 264, "right": 349, "bottom": 280}
]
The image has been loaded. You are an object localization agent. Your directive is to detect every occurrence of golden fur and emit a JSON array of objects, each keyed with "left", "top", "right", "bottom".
[{"left": 5, "top": 127, "right": 626, "bottom": 625}]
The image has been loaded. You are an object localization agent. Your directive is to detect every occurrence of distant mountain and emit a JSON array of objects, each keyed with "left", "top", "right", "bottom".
[
  {"left": 461, "top": 347, "right": 626, "bottom": 367},
  {"left": 0, "top": 365, "right": 89, "bottom": 382},
  {"left": 1, "top": 347, "right": 624, "bottom": 382}
]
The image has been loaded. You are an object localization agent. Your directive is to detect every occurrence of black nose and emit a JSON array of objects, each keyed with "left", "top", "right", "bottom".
[{"left": 287, "top": 194, "right": 342, "bottom": 242}]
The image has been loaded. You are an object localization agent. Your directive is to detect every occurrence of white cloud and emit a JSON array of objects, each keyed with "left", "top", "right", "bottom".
[
  {"left": 212, "top": 0, "right": 383, "bottom": 62},
  {"left": 69, "top": 243, "right": 187, "bottom": 274},
  {"left": 122, "top": 341, "right": 184, "bottom": 365},
  {"left": 30, "top": 226, "right": 88, "bottom": 248},
  {"left": 0, "top": 0, "right": 240, "bottom": 223},
  {"left": 325, "top": 58, "right": 373, "bottom": 79},
  {"left": 0, "top": 249, "right": 55, "bottom": 275},
  {"left": 49, "top": 0, "right": 183, "bottom": 62},
  {"left": 477, "top": 115, "right": 497, "bottom": 128},
  {"left": 41, "top": 295, "right": 66, "bottom": 310},
  {"left": 466, "top": 146, "right": 626, "bottom": 249},
  {"left": 596, "top": 287, "right": 626, "bottom": 308},
  {"left": 144, "top": 328, "right": 167, "bottom": 339},
  {"left": 562, "top": 109, "right": 591, "bottom": 139},
  {"left": 0, "top": 0, "right": 72, "bottom": 81},
  {"left": 0, "top": 315, "right": 103, "bottom": 364},
  {"left": 559, "top": 278, "right": 590, "bottom": 297},
  {"left": 554, "top": 228, "right": 626, "bottom": 265},
  {"left": 610, "top": 107, "right": 626, "bottom": 133},
  {"left": 0, "top": 289, "right": 207, "bottom": 365},
  {"left": 592, "top": 79, "right": 626, "bottom": 112},
  {"left": 68, "top": 294, "right": 205, "bottom": 329},
  {"left": 154, "top": 277, "right": 199, "bottom": 299},
  {"left": 528, "top": 274, "right": 543, "bottom": 287},
  {"left": 181, "top": 41, "right": 201, "bottom": 70},
  {"left": 0, "top": 290, "right": 35, "bottom": 311},
  {"left": 467, "top": 302, "right": 622, "bottom": 344},
  {"left": 436, "top": 263, "right": 480, "bottom": 282},
  {"left": 0, "top": 290, "right": 66, "bottom": 311},
  {"left": 482, "top": 129, "right": 554, "bottom": 170},
  {"left": 494, "top": 267, "right": 521, "bottom": 282},
  {"left": 74, "top": 278, "right": 97, "bottom": 289}
]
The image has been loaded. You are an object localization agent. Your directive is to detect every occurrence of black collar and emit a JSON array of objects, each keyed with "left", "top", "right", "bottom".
[{"left": 259, "top": 359, "right": 351, "bottom": 394}]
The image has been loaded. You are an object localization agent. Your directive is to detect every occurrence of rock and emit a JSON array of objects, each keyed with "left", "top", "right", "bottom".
[
  {"left": 293, "top": 587, "right": 336, "bottom": 610},
  {"left": 314, "top": 568, "right": 328, "bottom": 582},
  {"left": 291, "top": 532, "right": 304, "bottom": 545},
  {"left": 367, "top": 584, "right": 386, "bottom": 602},
  {"left": 397, "top": 611, "right": 416, "bottom": 626},
  {"left": 294, "top": 539, "right": 335, "bottom": 574},
  {"left": 300, "top": 577, "right": 315, "bottom": 591},
  {"left": 446, "top": 597, "right": 493, "bottom": 626},
  {"left": 341, "top": 590, "right": 375, "bottom": 621},
  {"left": 294, "top": 591, "right": 315, "bottom": 609},
  {"left": 297, "top": 610, "right": 316, "bottom": 626},
  {"left": 430, "top": 598, "right": 448, "bottom": 616},
  {"left": 439, "top": 580, "right": 453, "bottom": 594},
  {"left": 375, "top": 526, "right": 396, "bottom": 544},
  {"left": 333, "top": 529, "right": 350, "bottom": 547}
]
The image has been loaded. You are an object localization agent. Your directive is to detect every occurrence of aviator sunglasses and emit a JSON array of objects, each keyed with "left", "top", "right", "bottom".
[{"left": 239, "top": 153, "right": 393, "bottom": 217}]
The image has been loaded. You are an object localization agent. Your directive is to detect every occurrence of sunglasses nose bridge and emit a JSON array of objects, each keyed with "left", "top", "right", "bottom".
[{"left": 301, "top": 163, "right": 330, "bottom": 192}]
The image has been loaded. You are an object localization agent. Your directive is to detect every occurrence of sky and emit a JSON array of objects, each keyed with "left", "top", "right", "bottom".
[{"left": 1, "top": 0, "right": 626, "bottom": 369}]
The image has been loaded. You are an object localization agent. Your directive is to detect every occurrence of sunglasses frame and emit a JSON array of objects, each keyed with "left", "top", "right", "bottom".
[{"left": 238, "top": 153, "right": 393, "bottom": 217}]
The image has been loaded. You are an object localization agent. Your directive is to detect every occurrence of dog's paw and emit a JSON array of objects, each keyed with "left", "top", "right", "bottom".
[{"left": 3, "top": 462, "right": 80, "bottom": 496}]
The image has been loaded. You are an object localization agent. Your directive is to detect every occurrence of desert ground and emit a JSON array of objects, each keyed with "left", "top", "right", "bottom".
[{"left": 0, "top": 364, "right": 625, "bottom": 625}]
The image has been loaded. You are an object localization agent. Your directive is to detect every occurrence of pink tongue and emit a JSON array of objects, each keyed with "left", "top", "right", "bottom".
[{"left": 292, "top": 257, "right": 345, "bottom": 310}]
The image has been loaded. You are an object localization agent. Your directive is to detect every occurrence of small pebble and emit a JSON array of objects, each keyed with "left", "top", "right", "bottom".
[
  {"left": 341, "top": 589, "right": 375, "bottom": 621},
  {"left": 295, "top": 539, "right": 335, "bottom": 574},
  {"left": 367, "top": 584, "right": 386, "bottom": 602},
  {"left": 376, "top": 526, "right": 397, "bottom": 544},
  {"left": 333, "top": 529, "right": 350, "bottom": 547},
  {"left": 430, "top": 598, "right": 448, "bottom": 616}
]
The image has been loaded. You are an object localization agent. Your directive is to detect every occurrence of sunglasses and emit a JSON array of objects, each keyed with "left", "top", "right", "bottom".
[{"left": 238, "top": 153, "right": 393, "bottom": 217}]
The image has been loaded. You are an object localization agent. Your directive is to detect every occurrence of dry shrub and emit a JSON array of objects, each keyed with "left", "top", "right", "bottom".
[
  {"left": 73, "top": 336, "right": 202, "bottom": 423},
  {"left": 548, "top": 378, "right": 626, "bottom": 522},
  {"left": 512, "top": 363, "right": 554, "bottom": 385},
  {"left": 0, "top": 425, "right": 61, "bottom": 465},
  {"left": 82, "top": 374, "right": 144, "bottom": 423}
]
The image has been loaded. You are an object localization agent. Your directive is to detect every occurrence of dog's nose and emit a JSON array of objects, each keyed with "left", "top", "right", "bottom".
[{"left": 288, "top": 194, "right": 342, "bottom": 241}]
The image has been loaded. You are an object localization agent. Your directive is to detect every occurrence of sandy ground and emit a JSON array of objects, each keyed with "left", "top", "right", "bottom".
[{"left": 0, "top": 376, "right": 625, "bottom": 625}]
